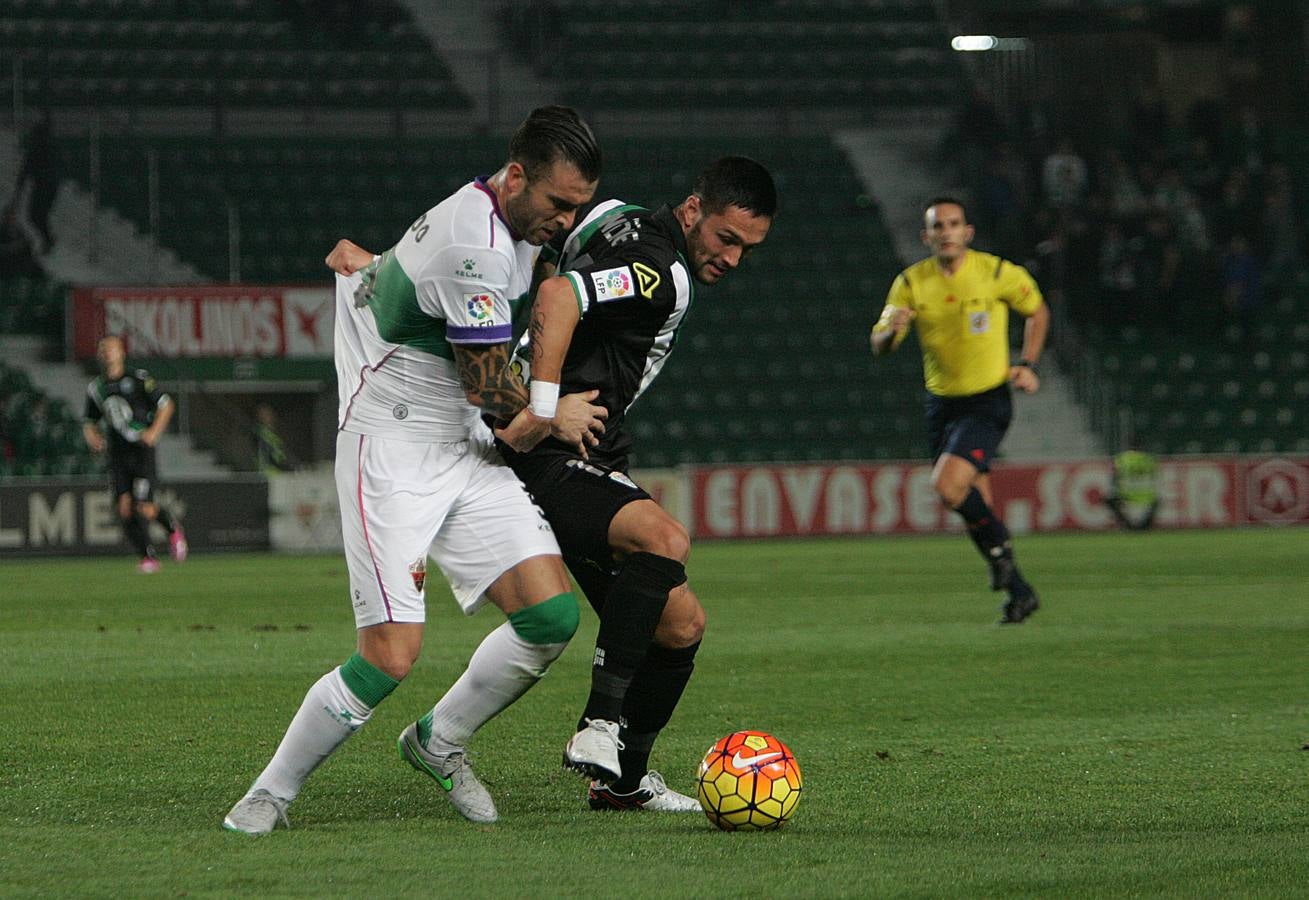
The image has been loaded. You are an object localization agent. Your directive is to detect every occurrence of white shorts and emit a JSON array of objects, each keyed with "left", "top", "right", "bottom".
[{"left": 335, "top": 428, "right": 560, "bottom": 628}]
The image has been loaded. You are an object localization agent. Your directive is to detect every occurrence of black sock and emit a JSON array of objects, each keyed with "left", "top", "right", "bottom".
[
  {"left": 154, "top": 507, "right": 176, "bottom": 533},
  {"left": 568, "top": 562, "right": 615, "bottom": 619},
  {"left": 579, "top": 552, "right": 685, "bottom": 729},
  {"left": 122, "top": 515, "right": 152, "bottom": 558},
  {"left": 611, "top": 640, "right": 700, "bottom": 793},
  {"left": 954, "top": 487, "right": 1015, "bottom": 566}
]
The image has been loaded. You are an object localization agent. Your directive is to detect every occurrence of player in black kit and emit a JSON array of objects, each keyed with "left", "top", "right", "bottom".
[
  {"left": 513, "top": 157, "right": 775, "bottom": 810},
  {"left": 83, "top": 335, "right": 187, "bottom": 572},
  {"left": 326, "top": 157, "right": 776, "bottom": 812}
]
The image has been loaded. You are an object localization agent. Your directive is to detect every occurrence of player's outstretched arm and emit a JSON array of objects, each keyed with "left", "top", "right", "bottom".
[{"left": 326, "top": 239, "right": 375, "bottom": 275}]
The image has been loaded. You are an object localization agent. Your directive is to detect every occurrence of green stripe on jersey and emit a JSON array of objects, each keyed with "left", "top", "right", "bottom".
[
  {"left": 361, "top": 250, "right": 455, "bottom": 360},
  {"left": 564, "top": 203, "right": 646, "bottom": 262}
]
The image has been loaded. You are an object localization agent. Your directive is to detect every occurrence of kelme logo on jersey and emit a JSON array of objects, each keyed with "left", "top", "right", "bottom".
[
  {"left": 465, "top": 293, "right": 494, "bottom": 322},
  {"left": 458, "top": 258, "right": 483, "bottom": 279},
  {"left": 592, "top": 266, "right": 635, "bottom": 302}
]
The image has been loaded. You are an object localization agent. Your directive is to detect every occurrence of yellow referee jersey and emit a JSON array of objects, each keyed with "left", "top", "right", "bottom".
[{"left": 875, "top": 250, "right": 1043, "bottom": 397}]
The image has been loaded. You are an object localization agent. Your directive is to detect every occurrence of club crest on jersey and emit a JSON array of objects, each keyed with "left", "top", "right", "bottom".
[
  {"left": 969, "top": 311, "right": 990, "bottom": 334},
  {"left": 592, "top": 266, "right": 635, "bottom": 302},
  {"left": 409, "top": 557, "right": 427, "bottom": 592},
  {"left": 465, "top": 293, "right": 494, "bottom": 322},
  {"left": 632, "top": 262, "right": 660, "bottom": 299}
]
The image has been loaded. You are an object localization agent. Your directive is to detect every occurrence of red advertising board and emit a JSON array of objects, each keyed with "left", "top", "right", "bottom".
[
  {"left": 690, "top": 457, "right": 1309, "bottom": 538},
  {"left": 69, "top": 285, "right": 334, "bottom": 359}
]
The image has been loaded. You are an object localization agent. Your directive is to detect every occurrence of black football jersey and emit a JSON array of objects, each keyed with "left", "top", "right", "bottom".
[
  {"left": 516, "top": 200, "right": 695, "bottom": 466},
  {"left": 84, "top": 368, "right": 170, "bottom": 452}
]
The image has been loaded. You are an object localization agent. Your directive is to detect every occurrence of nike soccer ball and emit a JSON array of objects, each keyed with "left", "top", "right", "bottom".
[{"left": 696, "top": 730, "right": 802, "bottom": 831}]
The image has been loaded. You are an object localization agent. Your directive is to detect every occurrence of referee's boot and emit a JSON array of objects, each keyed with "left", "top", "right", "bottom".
[
  {"left": 987, "top": 545, "right": 1016, "bottom": 591},
  {"left": 1000, "top": 575, "right": 1040, "bottom": 625}
]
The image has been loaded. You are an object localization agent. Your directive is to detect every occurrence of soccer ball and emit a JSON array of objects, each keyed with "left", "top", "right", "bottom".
[{"left": 696, "top": 730, "right": 802, "bottom": 831}]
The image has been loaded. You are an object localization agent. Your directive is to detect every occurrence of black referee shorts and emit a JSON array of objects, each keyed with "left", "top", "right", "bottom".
[
  {"left": 925, "top": 383, "right": 1013, "bottom": 474},
  {"left": 500, "top": 446, "right": 651, "bottom": 570},
  {"left": 109, "top": 443, "right": 158, "bottom": 503}
]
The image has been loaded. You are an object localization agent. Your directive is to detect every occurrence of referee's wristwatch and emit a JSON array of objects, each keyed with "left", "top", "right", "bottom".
[{"left": 1014, "top": 359, "right": 1040, "bottom": 375}]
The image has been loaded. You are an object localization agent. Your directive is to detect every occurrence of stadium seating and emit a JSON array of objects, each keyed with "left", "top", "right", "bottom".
[
  {"left": 0, "top": 359, "right": 98, "bottom": 477},
  {"left": 0, "top": 0, "right": 470, "bottom": 110},
  {"left": 503, "top": 0, "right": 957, "bottom": 112},
  {"left": 0, "top": 276, "right": 65, "bottom": 337},
  {"left": 1076, "top": 288, "right": 1309, "bottom": 456}
]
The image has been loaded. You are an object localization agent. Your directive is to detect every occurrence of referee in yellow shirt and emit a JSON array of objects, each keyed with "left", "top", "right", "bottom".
[{"left": 872, "top": 197, "right": 1050, "bottom": 623}]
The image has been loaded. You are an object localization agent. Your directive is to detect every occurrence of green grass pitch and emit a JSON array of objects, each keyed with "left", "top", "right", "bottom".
[{"left": 2, "top": 528, "right": 1307, "bottom": 897}]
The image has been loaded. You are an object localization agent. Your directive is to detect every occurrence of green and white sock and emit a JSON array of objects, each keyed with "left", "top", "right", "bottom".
[
  {"left": 251, "top": 654, "right": 398, "bottom": 801},
  {"left": 424, "top": 593, "right": 577, "bottom": 755}
]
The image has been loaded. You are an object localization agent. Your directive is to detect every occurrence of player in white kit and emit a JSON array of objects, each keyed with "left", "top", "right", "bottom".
[{"left": 224, "top": 107, "right": 605, "bottom": 834}]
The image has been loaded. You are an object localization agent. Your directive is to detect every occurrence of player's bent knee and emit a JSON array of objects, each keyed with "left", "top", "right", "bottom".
[
  {"left": 340, "top": 651, "right": 401, "bottom": 707},
  {"left": 637, "top": 518, "right": 691, "bottom": 563},
  {"left": 508, "top": 591, "right": 579, "bottom": 645},
  {"left": 656, "top": 586, "right": 705, "bottom": 647}
]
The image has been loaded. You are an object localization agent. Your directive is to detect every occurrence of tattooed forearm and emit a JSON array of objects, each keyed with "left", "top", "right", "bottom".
[
  {"left": 453, "top": 343, "right": 528, "bottom": 422},
  {"left": 528, "top": 304, "right": 547, "bottom": 357}
]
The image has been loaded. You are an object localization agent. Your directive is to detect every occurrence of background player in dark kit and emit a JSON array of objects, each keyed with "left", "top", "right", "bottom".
[{"left": 83, "top": 335, "right": 187, "bottom": 572}]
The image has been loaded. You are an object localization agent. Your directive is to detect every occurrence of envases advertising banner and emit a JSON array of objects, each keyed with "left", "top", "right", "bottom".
[
  {"left": 689, "top": 456, "right": 1309, "bottom": 539},
  {"left": 69, "top": 286, "right": 334, "bottom": 360}
]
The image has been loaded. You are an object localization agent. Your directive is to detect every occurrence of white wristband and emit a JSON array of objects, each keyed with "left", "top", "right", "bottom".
[{"left": 530, "top": 380, "right": 560, "bottom": 419}]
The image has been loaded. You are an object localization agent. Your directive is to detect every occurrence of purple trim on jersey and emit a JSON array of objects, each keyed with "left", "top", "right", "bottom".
[
  {"left": 340, "top": 347, "right": 401, "bottom": 430},
  {"left": 356, "top": 434, "right": 393, "bottom": 621},
  {"left": 473, "top": 177, "right": 522, "bottom": 244},
  {"left": 447, "top": 323, "right": 512, "bottom": 343}
]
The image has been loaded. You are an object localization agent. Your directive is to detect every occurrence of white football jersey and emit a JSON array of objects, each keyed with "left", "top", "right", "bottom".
[{"left": 334, "top": 178, "right": 537, "bottom": 441}]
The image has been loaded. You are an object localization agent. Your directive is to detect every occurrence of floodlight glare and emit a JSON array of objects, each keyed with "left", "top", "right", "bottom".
[{"left": 951, "top": 35, "right": 998, "bottom": 52}]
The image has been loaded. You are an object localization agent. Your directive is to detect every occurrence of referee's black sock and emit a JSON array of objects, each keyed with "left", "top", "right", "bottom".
[
  {"left": 578, "top": 552, "right": 685, "bottom": 730},
  {"left": 122, "top": 514, "right": 152, "bottom": 558},
  {"left": 611, "top": 640, "right": 700, "bottom": 793},
  {"left": 953, "top": 487, "right": 1016, "bottom": 571}
]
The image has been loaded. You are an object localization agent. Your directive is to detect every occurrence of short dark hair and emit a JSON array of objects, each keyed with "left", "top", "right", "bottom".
[
  {"left": 693, "top": 156, "right": 777, "bottom": 218},
  {"left": 508, "top": 105, "right": 602, "bottom": 183},
  {"left": 925, "top": 196, "right": 967, "bottom": 220}
]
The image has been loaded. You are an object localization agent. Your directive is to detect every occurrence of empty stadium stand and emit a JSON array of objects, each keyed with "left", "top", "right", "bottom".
[
  {"left": 0, "top": 0, "right": 470, "bottom": 110},
  {"left": 503, "top": 0, "right": 957, "bottom": 112}
]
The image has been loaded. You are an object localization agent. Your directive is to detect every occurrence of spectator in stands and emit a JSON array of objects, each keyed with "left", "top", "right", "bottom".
[
  {"left": 1041, "top": 138, "right": 1089, "bottom": 210},
  {"left": 1221, "top": 233, "right": 1263, "bottom": 344},
  {"left": 1101, "top": 149, "right": 1147, "bottom": 222},
  {"left": 1259, "top": 173, "right": 1304, "bottom": 296},
  {"left": 872, "top": 197, "right": 1048, "bottom": 624},
  {"left": 0, "top": 202, "right": 44, "bottom": 278},
  {"left": 252, "top": 402, "right": 297, "bottom": 474},
  {"left": 15, "top": 109, "right": 55, "bottom": 254}
]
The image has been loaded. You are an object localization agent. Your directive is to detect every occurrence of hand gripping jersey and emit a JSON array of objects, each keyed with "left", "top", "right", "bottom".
[
  {"left": 84, "top": 367, "right": 170, "bottom": 452},
  {"left": 514, "top": 200, "right": 694, "bottom": 465},
  {"left": 335, "top": 178, "right": 537, "bottom": 442}
]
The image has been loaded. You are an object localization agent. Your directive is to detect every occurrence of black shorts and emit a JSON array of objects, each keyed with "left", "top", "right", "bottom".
[
  {"left": 109, "top": 443, "right": 157, "bottom": 503},
  {"left": 499, "top": 445, "right": 650, "bottom": 571},
  {"left": 925, "top": 383, "right": 1012, "bottom": 474}
]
